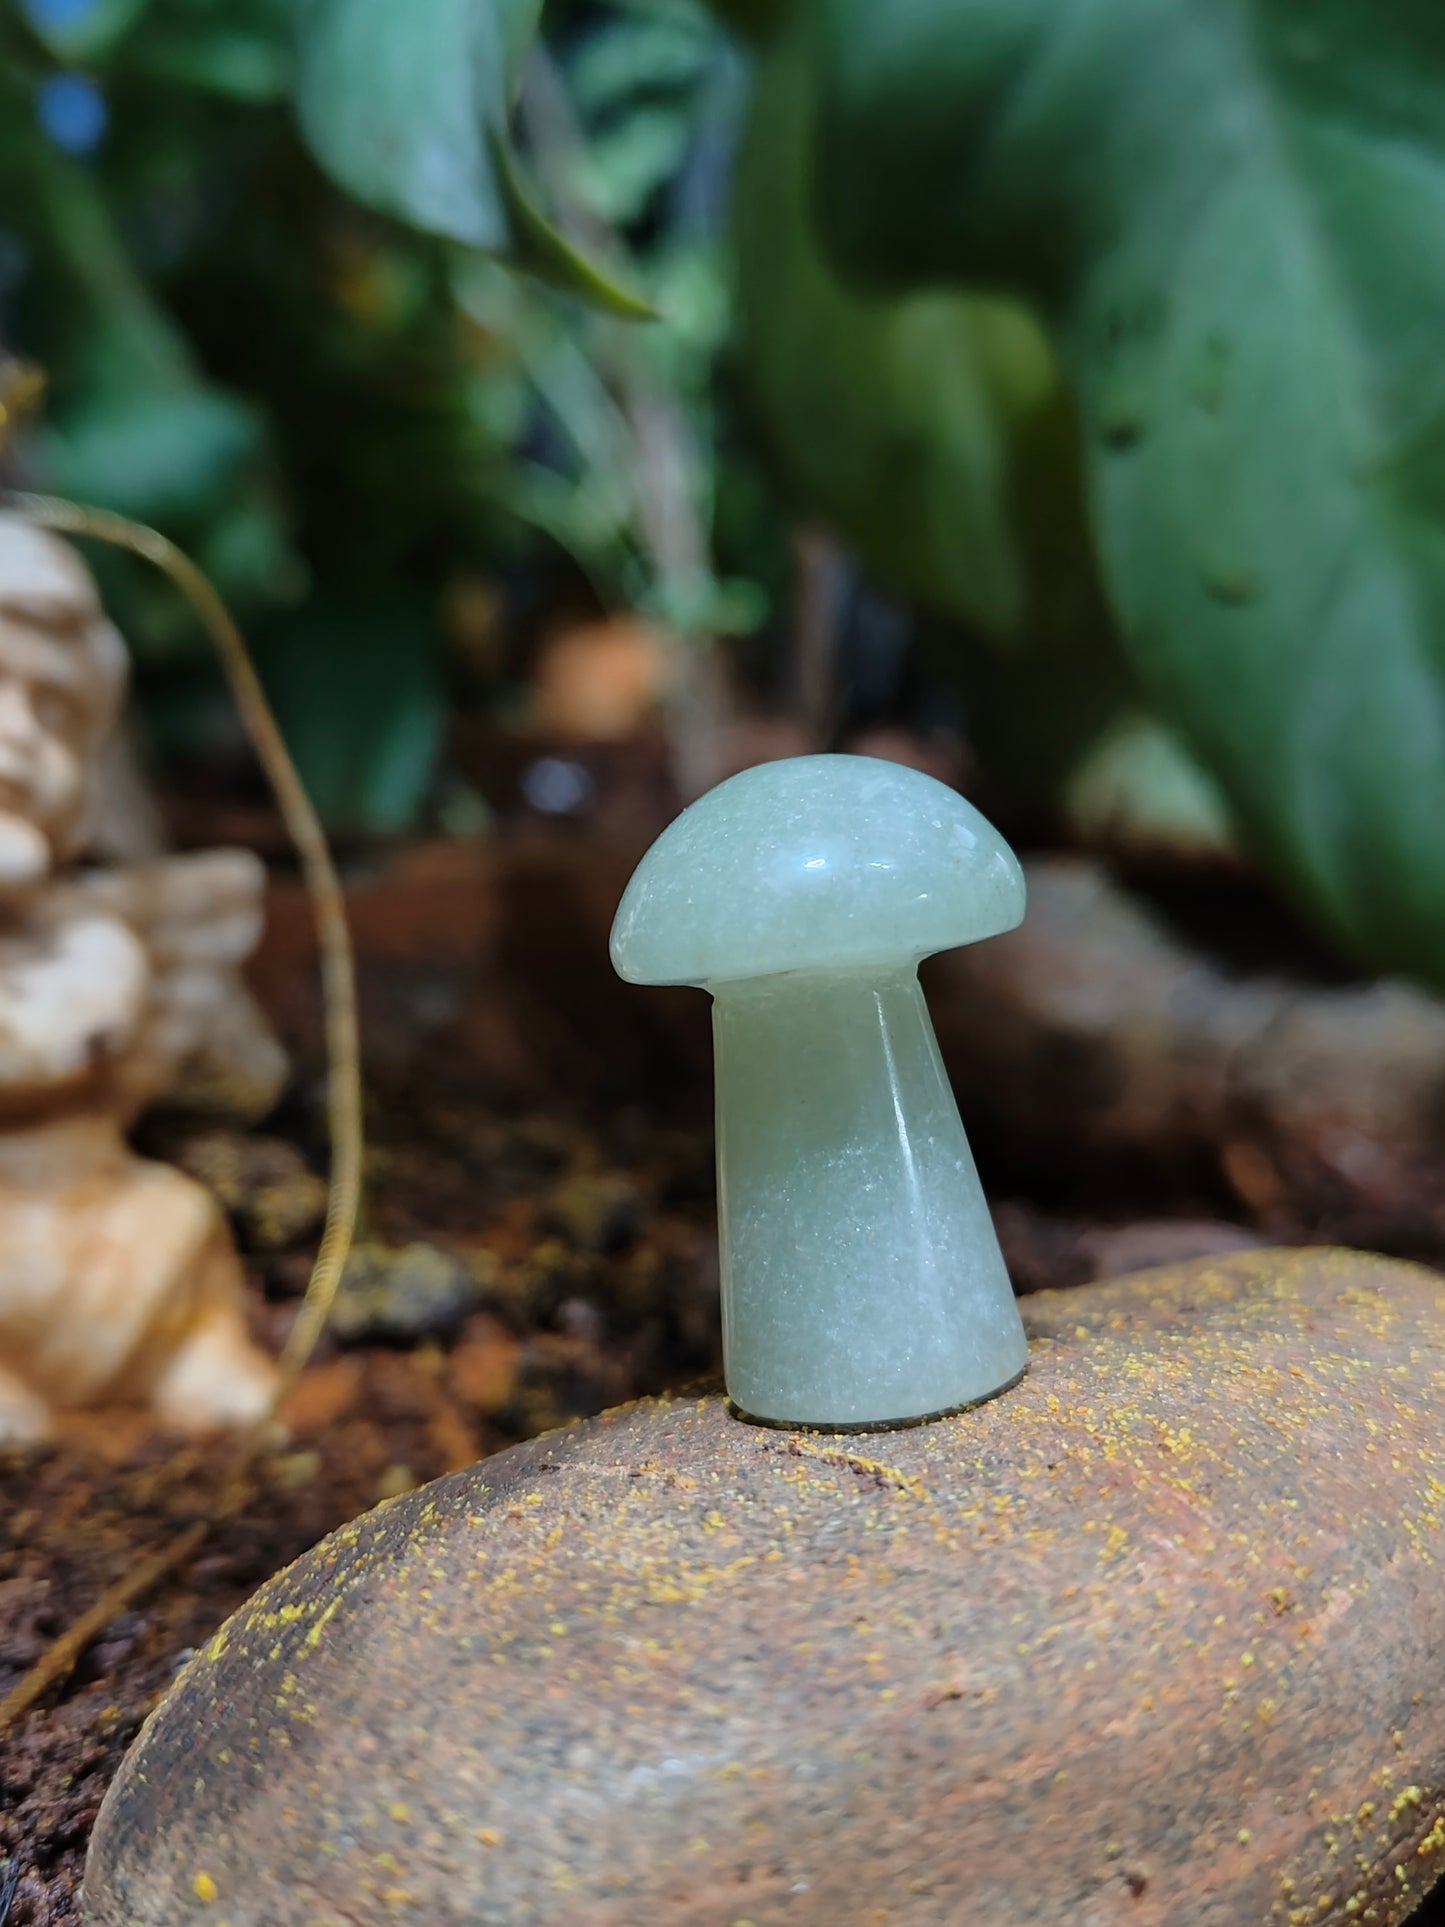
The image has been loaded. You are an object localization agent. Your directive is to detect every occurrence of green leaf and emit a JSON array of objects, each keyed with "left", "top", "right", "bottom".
[
  {"left": 568, "top": 11, "right": 715, "bottom": 114},
  {"left": 256, "top": 598, "right": 447, "bottom": 833},
  {"left": 812, "top": 0, "right": 1445, "bottom": 986},
  {"left": 490, "top": 135, "right": 656, "bottom": 318},
  {"left": 121, "top": 23, "right": 291, "bottom": 102},
  {"left": 703, "top": 0, "right": 790, "bottom": 45},
  {"left": 580, "top": 102, "right": 698, "bottom": 226},
  {"left": 497, "top": 0, "right": 542, "bottom": 82},
  {"left": 734, "top": 31, "right": 1048, "bottom": 636},
  {"left": 7, "top": 147, "right": 273, "bottom": 525},
  {"left": 23, "top": 0, "right": 148, "bottom": 63},
  {"left": 733, "top": 27, "right": 1126, "bottom": 814},
  {"left": 40, "top": 387, "right": 262, "bottom": 521},
  {"left": 294, "top": 0, "right": 512, "bottom": 250},
  {"left": 293, "top": 0, "right": 650, "bottom": 312},
  {"left": 1063, "top": 713, "right": 1238, "bottom": 864}
]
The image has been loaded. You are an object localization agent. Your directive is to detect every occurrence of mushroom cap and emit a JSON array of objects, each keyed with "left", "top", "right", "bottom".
[{"left": 610, "top": 753, "right": 1024, "bottom": 987}]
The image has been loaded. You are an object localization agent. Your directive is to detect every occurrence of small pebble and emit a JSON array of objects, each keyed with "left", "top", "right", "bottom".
[{"left": 332, "top": 1243, "right": 479, "bottom": 1345}]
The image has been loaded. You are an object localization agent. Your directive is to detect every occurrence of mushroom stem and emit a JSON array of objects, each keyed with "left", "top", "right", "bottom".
[{"left": 711, "top": 964, "right": 1027, "bottom": 1428}]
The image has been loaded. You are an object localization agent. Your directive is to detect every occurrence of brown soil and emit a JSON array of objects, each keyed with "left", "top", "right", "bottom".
[{"left": 0, "top": 1070, "right": 723, "bottom": 1926}]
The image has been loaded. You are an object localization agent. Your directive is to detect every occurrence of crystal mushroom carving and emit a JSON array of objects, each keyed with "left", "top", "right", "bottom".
[{"left": 611, "top": 753, "right": 1029, "bottom": 1429}]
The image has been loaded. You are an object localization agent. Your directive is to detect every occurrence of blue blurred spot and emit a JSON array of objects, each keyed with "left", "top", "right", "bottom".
[
  {"left": 522, "top": 757, "right": 595, "bottom": 817},
  {"left": 20, "top": 0, "right": 100, "bottom": 30},
  {"left": 36, "top": 72, "right": 108, "bottom": 155}
]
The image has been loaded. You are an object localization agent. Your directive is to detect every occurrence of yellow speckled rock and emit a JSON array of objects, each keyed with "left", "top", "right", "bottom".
[{"left": 85, "top": 1250, "right": 1445, "bottom": 1927}]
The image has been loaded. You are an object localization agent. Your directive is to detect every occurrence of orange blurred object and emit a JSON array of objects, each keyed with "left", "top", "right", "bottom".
[{"left": 531, "top": 617, "right": 670, "bottom": 743}]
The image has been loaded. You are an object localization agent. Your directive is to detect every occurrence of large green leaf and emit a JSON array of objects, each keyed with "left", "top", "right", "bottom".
[
  {"left": 810, "top": 0, "right": 1445, "bottom": 984},
  {"left": 294, "top": 0, "right": 512, "bottom": 251},
  {"left": 733, "top": 27, "right": 1128, "bottom": 813},
  {"left": 293, "top": 0, "right": 651, "bottom": 314},
  {"left": 736, "top": 30, "right": 1066, "bottom": 639}
]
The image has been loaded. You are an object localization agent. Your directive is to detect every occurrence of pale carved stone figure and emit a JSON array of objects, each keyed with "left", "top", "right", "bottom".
[{"left": 0, "top": 513, "right": 285, "bottom": 1442}]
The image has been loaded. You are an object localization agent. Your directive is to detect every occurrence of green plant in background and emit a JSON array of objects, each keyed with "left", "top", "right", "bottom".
[
  {"left": 292, "top": 0, "right": 648, "bottom": 313},
  {"left": 7, "top": 0, "right": 1445, "bottom": 995},
  {"left": 767, "top": 0, "right": 1445, "bottom": 989},
  {"left": 730, "top": 20, "right": 1142, "bottom": 831},
  {"left": 0, "top": 0, "right": 765, "bottom": 826},
  {"left": 1, "top": 1, "right": 295, "bottom": 600}
]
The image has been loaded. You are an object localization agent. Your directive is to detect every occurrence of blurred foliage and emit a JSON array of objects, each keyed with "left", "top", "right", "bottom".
[
  {"left": 5, "top": 0, "right": 1443, "bottom": 998},
  {"left": 732, "top": 23, "right": 1143, "bottom": 825},
  {"left": 0, "top": 0, "right": 768, "bottom": 828},
  {"left": 293, "top": 0, "right": 653, "bottom": 313},
  {"left": 797, "top": 0, "right": 1445, "bottom": 988}
]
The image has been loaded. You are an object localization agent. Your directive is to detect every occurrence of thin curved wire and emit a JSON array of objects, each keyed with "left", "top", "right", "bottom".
[
  {"left": 5, "top": 493, "right": 361, "bottom": 1399},
  {"left": 0, "top": 493, "right": 363, "bottom": 1732}
]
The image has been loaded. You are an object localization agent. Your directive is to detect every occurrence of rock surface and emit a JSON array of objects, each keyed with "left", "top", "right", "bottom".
[{"left": 86, "top": 1249, "right": 1445, "bottom": 1927}]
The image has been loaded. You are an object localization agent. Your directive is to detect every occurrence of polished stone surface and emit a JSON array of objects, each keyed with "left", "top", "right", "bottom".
[
  {"left": 609, "top": 753, "right": 1024, "bottom": 988},
  {"left": 714, "top": 964, "right": 1026, "bottom": 1424},
  {"left": 613, "top": 753, "right": 1028, "bottom": 1426},
  {"left": 87, "top": 1250, "right": 1445, "bottom": 1927}
]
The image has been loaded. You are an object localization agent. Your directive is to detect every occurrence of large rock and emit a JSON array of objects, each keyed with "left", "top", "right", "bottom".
[{"left": 87, "top": 1250, "right": 1445, "bottom": 1926}]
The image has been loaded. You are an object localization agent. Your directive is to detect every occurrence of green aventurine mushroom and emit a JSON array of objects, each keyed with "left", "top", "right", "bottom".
[{"left": 610, "top": 753, "right": 1029, "bottom": 1428}]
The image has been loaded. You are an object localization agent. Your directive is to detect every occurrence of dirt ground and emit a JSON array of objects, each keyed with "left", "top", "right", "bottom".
[
  {"left": 0, "top": 1000, "right": 740, "bottom": 1926},
  {"left": 3, "top": 827, "right": 1444, "bottom": 1926}
]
